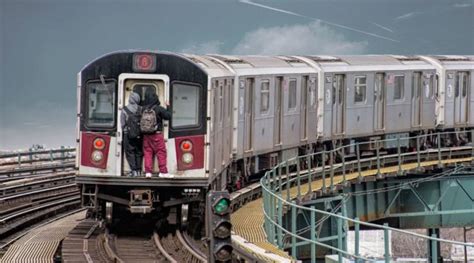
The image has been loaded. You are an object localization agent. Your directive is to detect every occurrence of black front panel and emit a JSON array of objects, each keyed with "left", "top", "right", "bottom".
[{"left": 79, "top": 51, "right": 208, "bottom": 138}]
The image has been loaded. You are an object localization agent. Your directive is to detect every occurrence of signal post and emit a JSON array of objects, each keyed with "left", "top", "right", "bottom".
[{"left": 206, "top": 190, "right": 233, "bottom": 262}]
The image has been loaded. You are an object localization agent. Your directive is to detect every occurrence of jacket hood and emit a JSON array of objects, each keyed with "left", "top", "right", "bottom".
[
  {"left": 143, "top": 89, "right": 160, "bottom": 107},
  {"left": 126, "top": 92, "right": 141, "bottom": 113}
]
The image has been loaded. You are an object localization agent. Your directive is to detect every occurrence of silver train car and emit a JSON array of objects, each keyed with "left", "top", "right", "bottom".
[{"left": 76, "top": 51, "right": 473, "bottom": 227}]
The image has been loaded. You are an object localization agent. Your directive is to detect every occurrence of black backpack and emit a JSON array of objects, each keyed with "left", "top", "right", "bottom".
[{"left": 124, "top": 107, "right": 141, "bottom": 139}]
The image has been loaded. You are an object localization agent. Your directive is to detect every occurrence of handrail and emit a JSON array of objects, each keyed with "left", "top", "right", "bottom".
[
  {"left": 0, "top": 147, "right": 75, "bottom": 159},
  {"left": 261, "top": 130, "right": 474, "bottom": 262}
]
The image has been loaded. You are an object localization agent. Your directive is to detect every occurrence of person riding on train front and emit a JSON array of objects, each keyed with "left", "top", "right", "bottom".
[
  {"left": 121, "top": 92, "right": 143, "bottom": 177},
  {"left": 141, "top": 89, "right": 172, "bottom": 178}
]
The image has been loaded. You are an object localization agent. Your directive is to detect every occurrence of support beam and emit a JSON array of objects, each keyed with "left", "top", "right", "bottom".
[{"left": 427, "top": 228, "right": 441, "bottom": 263}]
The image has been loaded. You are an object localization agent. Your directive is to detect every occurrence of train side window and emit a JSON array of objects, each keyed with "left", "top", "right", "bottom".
[
  {"left": 260, "top": 80, "right": 270, "bottom": 114},
  {"left": 455, "top": 74, "right": 460, "bottom": 98},
  {"left": 462, "top": 72, "right": 468, "bottom": 98},
  {"left": 219, "top": 84, "right": 223, "bottom": 122},
  {"left": 394, "top": 75, "right": 405, "bottom": 100},
  {"left": 354, "top": 76, "right": 367, "bottom": 103},
  {"left": 171, "top": 82, "right": 200, "bottom": 128},
  {"left": 412, "top": 72, "right": 422, "bottom": 99},
  {"left": 85, "top": 80, "right": 116, "bottom": 128},
  {"left": 227, "top": 79, "right": 234, "bottom": 118},
  {"left": 288, "top": 79, "right": 297, "bottom": 110}
]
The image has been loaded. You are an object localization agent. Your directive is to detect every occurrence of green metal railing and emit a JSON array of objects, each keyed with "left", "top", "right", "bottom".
[{"left": 261, "top": 130, "right": 474, "bottom": 262}]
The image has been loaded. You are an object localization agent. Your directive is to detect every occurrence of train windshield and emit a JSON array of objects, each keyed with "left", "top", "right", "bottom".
[
  {"left": 172, "top": 82, "right": 200, "bottom": 128},
  {"left": 86, "top": 81, "right": 116, "bottom": 128}
]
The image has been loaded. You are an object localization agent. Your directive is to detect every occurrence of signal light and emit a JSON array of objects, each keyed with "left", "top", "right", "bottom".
[
  {"left": 213, "top": 220, "right": 232, "bottom": 239},
  {"left": 212, "top": 197, "right": 230, "bottom": 215},
  {"left": 214, "top": 243, "right": 233, "bottom": 262},
  {"left": 133, "top": 53, "right": 156, "bottom": 72},
  {"left": 207, "top": 191, "right": 233, "bottom": 262},
  {"left": 93, "top": 138, "right": 105, "bottom": 150}
]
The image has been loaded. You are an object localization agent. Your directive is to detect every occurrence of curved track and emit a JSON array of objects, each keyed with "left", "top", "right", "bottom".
[
  {"left": 0, "top": 173, "right": 80, "bottom": 249},
  {"left": 98, "top": 229, "right": 207, "bottom": 263}
]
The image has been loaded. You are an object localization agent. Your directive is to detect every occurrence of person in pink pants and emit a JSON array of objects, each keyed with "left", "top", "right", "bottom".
[
  {"left": 141, "top": 89, "right": 172, "bottom": 178},
  {"left": 143, "top": 132, "right": 168, "bottom": 175}
]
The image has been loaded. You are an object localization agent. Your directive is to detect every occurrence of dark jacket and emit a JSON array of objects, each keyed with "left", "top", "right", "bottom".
[{"left": 142, "top": 90, "right": 171, "bottom": 132}]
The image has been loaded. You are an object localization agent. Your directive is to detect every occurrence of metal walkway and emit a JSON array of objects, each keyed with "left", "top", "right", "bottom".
[{"left": 1, "top": 210, "right": 85, "bottom": 263}]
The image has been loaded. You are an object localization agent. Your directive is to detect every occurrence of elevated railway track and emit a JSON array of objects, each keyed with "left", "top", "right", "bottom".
[{"left": 1, "top": 137, "right": 474, "bottom": 262}]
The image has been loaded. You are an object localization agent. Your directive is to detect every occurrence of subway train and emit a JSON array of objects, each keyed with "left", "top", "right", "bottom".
[{"left": 75, "top": 51, "right": 473, "bottom": 230}]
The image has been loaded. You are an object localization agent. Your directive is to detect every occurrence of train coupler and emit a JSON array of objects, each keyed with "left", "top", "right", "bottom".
[{"left": 129, "top": 189, "right": 154, "bottom": 214}]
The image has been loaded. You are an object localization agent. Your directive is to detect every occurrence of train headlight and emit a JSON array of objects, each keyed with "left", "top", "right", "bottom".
[
  {"left": 182, "top": 153, "right": 193, "bottom": 164},
  {"left": 180, "top": 140, "right": 193, "bottom": 152},
  {"left": 93, "top": 138, "right": 105, "bottom": 150},
  {"left": 91, "top": 150, "right": 104, "bottom": 162}
]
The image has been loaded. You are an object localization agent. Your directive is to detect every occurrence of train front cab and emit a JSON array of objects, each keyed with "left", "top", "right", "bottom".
[{"left": 76, "top": 51, "right": 209, "bottom": 223}]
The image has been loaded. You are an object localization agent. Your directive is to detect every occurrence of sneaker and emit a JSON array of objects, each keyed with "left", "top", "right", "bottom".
[{"left": 145, "top": 173, "right": 152, "bottom": 178}]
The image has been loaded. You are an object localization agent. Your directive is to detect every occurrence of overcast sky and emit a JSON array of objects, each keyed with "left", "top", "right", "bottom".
[{"left": 0, "top": 0, "right": 473, "bottom": 150}]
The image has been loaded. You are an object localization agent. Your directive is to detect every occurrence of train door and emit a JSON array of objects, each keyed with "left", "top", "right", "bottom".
[
  {"left": 274, "top": 77, "right": 284, "bottom": 146},
  {"left": 244, "top": 78, "right": 254, "bottom": 151},
  {"left": 332, "top": 74, "right": 345, "bottom": 136},
  {"left": 374, "top": 73, "right": 385, "bottom": 131},
  {"left": 119, "top": 74, "right": 169, "bottom": 175},
  {"left": 454, "top": 71, "right": 469, "bottom": 124},
  {"left": 411, "top": 72, "right": 422, "bottom": 127},
  {"left": 300, "top": 76, "right": 309, "bottom": 141}
]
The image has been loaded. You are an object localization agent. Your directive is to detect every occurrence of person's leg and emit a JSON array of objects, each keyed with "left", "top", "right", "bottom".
[
  {"left": 135, "top": 138, "right": 144, "bottom": 175},
  {"left": 156, "top": 133, "right": 168, "bottom": 173},
  {"left": 123, "top": 135, "right": 135, "bottom": 176},
  {"left": 143, "top": 135, "right": 153, "bottom": 174}
]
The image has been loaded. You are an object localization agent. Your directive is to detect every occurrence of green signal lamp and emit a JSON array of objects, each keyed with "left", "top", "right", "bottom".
[{"left": 213, "top": 197, "right": 230, "bottom": 215}]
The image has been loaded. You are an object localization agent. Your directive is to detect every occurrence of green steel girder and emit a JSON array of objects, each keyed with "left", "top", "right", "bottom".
[{"left": 287, "top": 166, "right": 474, "bottom": 259}]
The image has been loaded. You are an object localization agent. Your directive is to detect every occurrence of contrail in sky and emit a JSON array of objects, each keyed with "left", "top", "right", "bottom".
[
  {"left": 239, "top": 0, "right": 400, "bottom": 43},
  {"left": 371, "top": 22, "right": 394, "bottom": 33}
]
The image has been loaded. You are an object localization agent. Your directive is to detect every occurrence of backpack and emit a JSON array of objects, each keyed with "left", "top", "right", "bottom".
[
  {"left": 124, "top": 107, "right": 141, "bottom": 139},
  {"left": 140, "top": 107, "right": 158, "bottom": 134}
]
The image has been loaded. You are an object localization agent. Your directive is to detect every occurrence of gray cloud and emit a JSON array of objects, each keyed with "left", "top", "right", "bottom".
[
  {"left": 231, "top": 22, "right": 368, "bottom": 55},
  {"left": 453, "top": 3, "right": 472, "bottom": 8},
  {"left": 181, "top": 40, "right": 223, "bottom": 55}
]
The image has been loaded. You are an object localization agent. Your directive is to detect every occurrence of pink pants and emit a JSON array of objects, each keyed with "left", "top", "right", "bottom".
[{"left": 143, "top": 133, "right": 168, "bottom": 173}]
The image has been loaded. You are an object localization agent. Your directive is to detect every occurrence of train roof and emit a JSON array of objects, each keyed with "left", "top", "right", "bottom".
[
  {"left": 81, "top": 51, "right": 473, "bottom": 79},
  {"left": 426, "top": 55, "right": 474, "bottom": 70},
  {"left": 183, "top": 54, "right": 444, "bottom": 75}
]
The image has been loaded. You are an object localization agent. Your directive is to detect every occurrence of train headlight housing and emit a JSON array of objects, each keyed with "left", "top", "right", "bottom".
[
  {"left": 91, "top": 150, "right": 104, "bottom": 162},
  {"left": 182, "top": 153, "right": 193, "bottom": 164},
  {"left": 93, "top": 138, "right": 105, "bottom": 150}
]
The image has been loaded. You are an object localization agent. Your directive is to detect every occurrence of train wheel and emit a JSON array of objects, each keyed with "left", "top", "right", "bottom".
[{"left": 105, "top": 202, "right": 113, "bottom": 226}]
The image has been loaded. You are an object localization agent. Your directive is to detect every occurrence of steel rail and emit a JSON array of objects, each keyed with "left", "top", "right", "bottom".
[
  {"left": 176, "top": 230, "right": 207, "bottom": 262},
  {"left": 1, "top": 183, "right": 77, "bottom": 203},
  {"left": 153, "top": 232, "right": 177, "bottom": 263},
  {"left": 0, "top": 195, "right": 80, "bottom": 224},
  {"left": 103, "top": 229, "right": 125, "bottom": 263}
]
